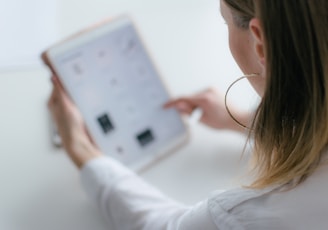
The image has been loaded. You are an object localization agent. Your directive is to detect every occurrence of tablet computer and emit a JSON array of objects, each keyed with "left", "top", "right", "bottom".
[{"left": 42, "top": 16, "right": 189, "bottom": 171}]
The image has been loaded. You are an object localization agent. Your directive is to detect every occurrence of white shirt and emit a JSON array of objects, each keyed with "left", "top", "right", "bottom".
[{"left": 81, "top": 156, "right": 328, "bottom": 230}]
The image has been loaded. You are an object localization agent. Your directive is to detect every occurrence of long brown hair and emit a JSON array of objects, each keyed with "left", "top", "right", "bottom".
[{"left": 224, "top": 0, "right": 328, "bottom": 188}]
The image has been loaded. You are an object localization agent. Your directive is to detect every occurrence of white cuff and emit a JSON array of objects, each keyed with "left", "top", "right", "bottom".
[{"left": 80, "top": 156, "right": 134, "bottom": 203}]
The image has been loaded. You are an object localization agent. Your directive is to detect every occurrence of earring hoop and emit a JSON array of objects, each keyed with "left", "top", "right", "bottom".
[{"left": 224, "top": 73, "right": 260, "bottom": 129}]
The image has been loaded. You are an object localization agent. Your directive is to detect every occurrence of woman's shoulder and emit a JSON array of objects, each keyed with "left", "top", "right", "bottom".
[
  {"left": 208, "top": 185, "right": 278, "bottom": 212},
  {"left": 207, "top": 163, "right": 328, "bottom": 230},
  {"left": 207, "top": 185, "right": 282, "bottom": 230}
]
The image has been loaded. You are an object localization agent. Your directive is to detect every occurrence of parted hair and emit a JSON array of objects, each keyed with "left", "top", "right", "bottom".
[{"left": 223, "top": 0, "right": 328, "bottom": 188}]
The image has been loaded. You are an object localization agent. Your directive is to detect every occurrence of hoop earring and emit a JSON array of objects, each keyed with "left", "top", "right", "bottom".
[{"left": 224, "top": 73, "right": 260, "bottom": 129}]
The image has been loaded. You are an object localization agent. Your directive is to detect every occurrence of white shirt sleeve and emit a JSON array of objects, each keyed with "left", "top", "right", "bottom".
[
  {"left": 81, "top": 155, "right": 328, "bottom": 230},
  {"left": 80, "top": 156, "right": 218, "bottom": 230}
]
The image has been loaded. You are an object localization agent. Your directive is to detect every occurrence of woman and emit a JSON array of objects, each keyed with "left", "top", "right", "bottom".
[{"left": 48, "top": 0, "right": 328, "bottom": 229}]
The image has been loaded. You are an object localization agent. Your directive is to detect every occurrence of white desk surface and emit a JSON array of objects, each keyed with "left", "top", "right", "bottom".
[{"left": 0, "top": 0, "right": 257, "bottom": 229}]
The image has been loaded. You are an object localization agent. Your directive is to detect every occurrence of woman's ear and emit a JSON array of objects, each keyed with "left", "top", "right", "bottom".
[{"left": 249, "top": 18, "right": 265, "bottom": 66}]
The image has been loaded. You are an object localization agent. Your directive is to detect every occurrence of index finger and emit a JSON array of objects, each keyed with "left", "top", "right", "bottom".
[{"left": 164, "top": 97, "right": 196, "bottom": 108}]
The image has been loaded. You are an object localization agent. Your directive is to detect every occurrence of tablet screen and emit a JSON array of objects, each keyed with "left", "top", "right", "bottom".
[{"left": 47, "top": 17, "right": 188, "bottom": 170}]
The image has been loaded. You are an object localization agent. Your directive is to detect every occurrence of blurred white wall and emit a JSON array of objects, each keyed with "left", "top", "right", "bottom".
[{"left": 58, "top": 0, "right": 258, "bottom": 106}]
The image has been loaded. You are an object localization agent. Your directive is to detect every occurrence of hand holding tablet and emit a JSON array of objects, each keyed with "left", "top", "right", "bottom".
[{"left": 43, "top": 16, "right": 189, "bottom": 171}]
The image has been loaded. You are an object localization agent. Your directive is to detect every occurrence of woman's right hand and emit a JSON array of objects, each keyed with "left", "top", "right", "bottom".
[{"left": 164, "top": 88, "right": 251, "bottom": 133}]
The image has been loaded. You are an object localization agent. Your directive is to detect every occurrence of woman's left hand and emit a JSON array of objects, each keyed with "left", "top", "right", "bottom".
[{"left": 48, "top": 76, "right": 102, "bottom": 169}]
